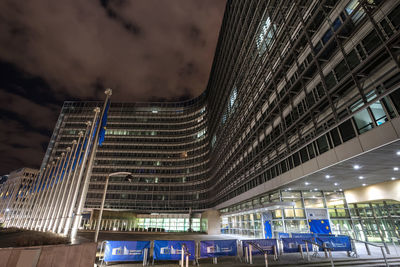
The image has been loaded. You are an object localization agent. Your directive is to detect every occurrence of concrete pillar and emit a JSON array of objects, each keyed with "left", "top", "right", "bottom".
[{"left": 201, "top": 210, "right": 221, "bottom": 235}]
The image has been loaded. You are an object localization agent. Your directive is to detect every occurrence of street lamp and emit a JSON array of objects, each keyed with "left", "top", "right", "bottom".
[{"left": 94, "top": 171, "right": 133, "bottom": 242}]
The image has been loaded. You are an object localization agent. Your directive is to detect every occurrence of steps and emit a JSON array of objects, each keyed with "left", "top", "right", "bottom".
[{"left": 267, "top": 256, "right": 400, "bottom": 266}]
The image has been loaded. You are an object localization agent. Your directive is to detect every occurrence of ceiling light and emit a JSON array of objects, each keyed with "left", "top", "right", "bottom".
[
  {"left": 288, "top": 188, "right": 292, "bottom": 191},
  {"left": 396, "top": 151, "right": 400, "bottom": 156},
  {"left": 314, "top": 188, "right": 318, "bottom": 191},
  {"left": 353, "top": 165, "right": 360, "bottom": 170},
  {"left": 334, "top": 182, "right": 339, "bottom": 186},
  {"left": 305, "top": 182, "right": 310, "bottom": 185},
  {"left": 391, "top": 177, "right": 396, "bottom": 180},
  {"left": 358, "top": 176, "right": 364, "bottom": 179},
  {"left": 339, "top": 189, "right": 343, "bottom": 191},
  {"left": 362, "top": 183, "right": 367, "bottom": 186},
  {"left": 394, "top": 167, "right": 399, "bottom": 171},
  {"left": 325, "top": 175, "right": 330, "bottom": 179}
]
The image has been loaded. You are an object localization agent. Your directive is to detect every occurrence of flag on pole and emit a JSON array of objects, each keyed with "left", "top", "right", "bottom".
[
  {"left": 99, "top": 99, "right": 110, "bottom": 146},
  {"left": 44, "top": 168, "right": 54, "bottom": 190},
  {"left": 72, "top": 143, "right": 82, "bottom": 171}
]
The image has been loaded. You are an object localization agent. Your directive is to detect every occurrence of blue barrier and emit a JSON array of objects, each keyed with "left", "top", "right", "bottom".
[
  {"left": 242, "top": 239, "right": 277, "bottom": 255},
  {"left": 281, "top": 238, "right": 313, "bottom": 253},
  {"left": 153, "top": 240, "right": 196, "bottom": 260},
  {"left": 291, "top": 233, "right": 315, "bottom": 239},
  {"left": 278, "top": 232, "right": 290, "bottom": 239},
  {"left": 104, "top": 240, "right": 150, "bottom": 262},
  {"left": 315, "top": 236, "right": 352, "bottom": 251},
  {"left": 200, "top": 240, "right": 237, "bottom": 258}
]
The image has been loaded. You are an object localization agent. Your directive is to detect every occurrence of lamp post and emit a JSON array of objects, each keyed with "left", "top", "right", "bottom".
[{"left": 94, "top": 172, "right": 133, "bottom": 242}]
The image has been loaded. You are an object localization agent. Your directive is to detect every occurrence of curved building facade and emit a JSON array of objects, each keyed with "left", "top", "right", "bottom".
[
  {"left": 48, "top": 94, "right": 209, "bottom": 213},
  {"left": 2, "top": 0, "right": 400, "bottom": 239}
]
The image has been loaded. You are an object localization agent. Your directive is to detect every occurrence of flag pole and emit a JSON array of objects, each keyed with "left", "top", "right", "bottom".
[
  {"left": 41, "top": 152, "right": 67, "bottom": 231},
  {"left": 63, "top": 125, "right": 91, "bottom": 235},
  {"left": 71, "top": 88, "right": 112, "bottom": 241},
  {"left": 23, "top": 165, "right": 49, "bottom": 229},
  {"left": 68, "top": 109, "right": 100, "bottom": 240},
  {"left": 50, "top": 142, "right": 76, "bottom": 232},
  {"left": 57, "top": 132, "right": 84, "bottom": 234},
  {"left": 28, "top": 161, "right": 55, "bottom": 230},
  {"left": 64, "top": 122, "right": 92, "bottom": 235}
]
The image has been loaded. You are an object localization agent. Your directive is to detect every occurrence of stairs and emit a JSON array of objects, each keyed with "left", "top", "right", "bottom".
[{"left": 266, "top": 257, "right": 400, "bottom": 266}]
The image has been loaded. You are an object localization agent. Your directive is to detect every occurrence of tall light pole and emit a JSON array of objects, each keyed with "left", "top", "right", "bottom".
[{"left": 94, "top": 172, "right": 132, "bottom": 242}]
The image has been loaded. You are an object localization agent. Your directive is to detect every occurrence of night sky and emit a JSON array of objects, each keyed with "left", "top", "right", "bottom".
[{"left": 0, "top": 0, "right": 226, "bottom": 174}]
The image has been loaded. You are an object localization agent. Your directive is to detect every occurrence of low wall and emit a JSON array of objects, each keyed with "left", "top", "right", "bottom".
[{"left": 0, "top": 242, "right": 97, "bottom": 267}]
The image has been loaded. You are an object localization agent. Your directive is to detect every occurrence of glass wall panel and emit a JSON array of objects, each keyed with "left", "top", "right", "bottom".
[
  {"left": 353, "top": 109, "right": 373, "bottom": 134},
  {"left": 285, "top": 220, "right": 308, "bottom": 233},
  {"left": 370, "top": 101, "right": 387, "bottom": 125}
]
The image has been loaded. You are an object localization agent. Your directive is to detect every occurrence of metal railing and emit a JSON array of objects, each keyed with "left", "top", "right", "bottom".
[
  {"left": 181, "top": 244, "right": 191, "bottom": 267},
  {"left": 351, "top": 239, "right": 389, "bottom": 267},
  {"left": 303, "top": 240, "right": 334, "bottom": 267},
  {"left": 389, "top": 237, "right": 400, "bottom": 256},
  {"left": 244, "top": 241, "right": 278, "bottom": 267}
]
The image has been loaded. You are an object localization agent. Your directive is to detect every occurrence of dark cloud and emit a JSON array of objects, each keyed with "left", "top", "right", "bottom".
[
  {"left": 0, "top": 0, "right": 226, "bottom": 174},
  {"left": 99, "top": 0, "right": 142, "bottom": 36}
]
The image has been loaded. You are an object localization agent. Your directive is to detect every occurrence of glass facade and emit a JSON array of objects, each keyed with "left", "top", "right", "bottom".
[
  {"left": 5, "top": 0, "right": 399, "bottom": 235},
  {"left": 80, "top": 216, "right": 201, "bottom": 232},
  {"left": 35, "top": 0, "right": 400, "bottom": 215},
  {"left": 220, "top": 189, "right": 400, "bottom": 243}
]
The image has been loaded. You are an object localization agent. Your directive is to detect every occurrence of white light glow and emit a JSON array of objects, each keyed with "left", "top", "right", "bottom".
[
  {"left": 305, "top": 182, "right": 310, "bottom": 185},
  {"left": 394, "top": 167, "right": 399, "bottom": 171},
  {"left": 353, "top": 165, "right": 360, "bottom": 170},
  {"left": 334, "top": 183, "right": 339, "bottom": 186},
  {"left": 325, "top": 175, "right": 330, "bottom": 179},
  {"left": 358, "top": 176, "right": 364, "bottom": 179},
  {"left": 314, "top": 188, "right": 318, "bottom": 191},
  {"left": 391, "top": 177, "right": 396, "bottom": 180},
  {"left": 362, "top": 183, "right": 367, "bottom": 186},
  {"left": 396, "top": 151, "right": 400, "bottom": 156}
]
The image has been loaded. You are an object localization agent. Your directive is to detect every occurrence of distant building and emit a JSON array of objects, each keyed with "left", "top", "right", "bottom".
[{"left": 0, "top": 168, "right": 38, "bottom": 224}]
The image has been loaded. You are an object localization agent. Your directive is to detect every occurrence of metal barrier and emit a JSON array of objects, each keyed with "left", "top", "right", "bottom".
[
  {"left": 390, "top": 237, "right": 400, "bottom": 256},
  {"left": 180, "top": 244, "right": 191, "bottom": 267},
  {"left": 351, "top": 238, "right": 389, "bottom": 267},
  {"left": 99, "top": 240, "right": 150, "bottom": 266},
  {"left": 244, "top": 241, "right": 278, "bottom": 267},
  {"left": 303, "top": 240, "right": 334, "bottom": 267}
]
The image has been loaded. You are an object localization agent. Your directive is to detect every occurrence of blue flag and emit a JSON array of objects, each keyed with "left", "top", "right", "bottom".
[
  {"left": 72, "top": 143, "right": 82, "bottom": 171},
  {"left": 44, "top": 168, "right": 54, "bottom": 190},
  {"left": 99, "top": 99, "right": 110, "bottom": 146}
]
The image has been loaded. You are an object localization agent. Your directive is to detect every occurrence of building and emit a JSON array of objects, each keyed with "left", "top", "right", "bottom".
[
  {"left": 2, "top": 0, "right": 400, "bottom": 241},
  {"left": 0, "top": 168, "right": 38, "bottom": 226}
]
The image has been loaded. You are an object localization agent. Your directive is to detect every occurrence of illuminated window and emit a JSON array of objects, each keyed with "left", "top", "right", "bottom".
[
  {"left": 211, "top": 135, "right": 217, "bottom": 148},
  {"left": 197, "top": 129, "right": 206, "bottom": 138},
  {"left": 345, "top": 0, "right": 365, "bottom": 24},
  {"left": 256, "top": 16, "right": 276, "bottom": 55}
]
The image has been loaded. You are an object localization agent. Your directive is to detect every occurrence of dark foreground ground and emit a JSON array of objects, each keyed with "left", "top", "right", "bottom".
[{"left": 0, "top": 228, "right": 68, "bottom": 247}]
